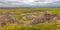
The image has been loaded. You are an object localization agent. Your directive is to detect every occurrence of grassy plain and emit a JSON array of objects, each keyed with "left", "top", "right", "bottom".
[{"left": 0, "top": 8, "right": 60, "bottom": 30}]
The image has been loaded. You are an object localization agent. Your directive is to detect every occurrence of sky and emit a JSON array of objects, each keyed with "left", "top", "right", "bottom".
[{"left": 0, "top": 0, "right": 60, "bottom": 7}]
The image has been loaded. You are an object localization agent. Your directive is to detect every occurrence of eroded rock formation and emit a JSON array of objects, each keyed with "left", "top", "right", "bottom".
[
  {"left": 0, "top": 13, "right": 24, "bottom": 27},
  {"left": 0, "top": 10, "right": 60, "bottom": 26}
]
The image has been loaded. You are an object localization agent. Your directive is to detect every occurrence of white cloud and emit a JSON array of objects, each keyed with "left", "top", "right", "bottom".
[{"left": 0, "top": 0, "right": 60, "bottom": 7}]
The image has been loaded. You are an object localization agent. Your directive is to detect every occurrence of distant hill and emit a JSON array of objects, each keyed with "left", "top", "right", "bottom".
[{"left": 0, "top": 7, "right": 20, "bottom": 9}]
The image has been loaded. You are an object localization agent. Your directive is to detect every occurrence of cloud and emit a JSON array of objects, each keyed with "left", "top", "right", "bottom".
[{"left": 0, "top": 0, "right": 60, "bottom": 7}]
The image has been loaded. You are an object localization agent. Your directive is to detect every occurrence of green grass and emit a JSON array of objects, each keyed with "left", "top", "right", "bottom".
[{"left": 1, "top": 23, "right": 59, "bottom": 30}]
